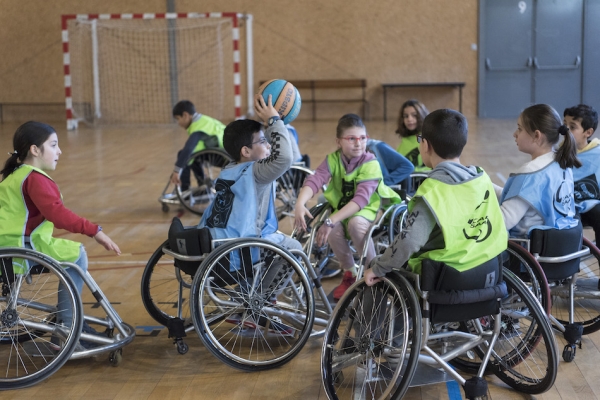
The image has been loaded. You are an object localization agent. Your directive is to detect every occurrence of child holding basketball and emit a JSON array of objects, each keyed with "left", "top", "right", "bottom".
[
  {"left": 0, "top": 121, "right": 120, "bottom": 348},
  {"left": 494, "top": 104, "right": 581, "bottom": 238},
  {"left": 200, "top": 95, "right": 301, "bottom": 249},
  {"left": 363, "top": 109, "right": 507, "bottom": 284},
  {"left": 294, "top": 114, "right": 402, "bottom": 300},
  {"left": 170, "top": 100, "right": 226, "bottom": 191},
  {"left": 564, "top": 104, "right": 600, "bottom": 241}
]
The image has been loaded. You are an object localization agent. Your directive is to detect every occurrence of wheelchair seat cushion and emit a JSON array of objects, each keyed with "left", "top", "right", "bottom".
[
  {"left": 529, "top": 223, "right": 583, "bottom": 281},
  {"left": 168, "top": 217, "right": 212, "bottom": 276},
  {"left": 420, "top": 256, "right": 507, "bottom": 323}
]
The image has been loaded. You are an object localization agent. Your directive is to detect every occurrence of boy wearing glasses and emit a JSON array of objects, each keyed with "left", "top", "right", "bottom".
[
  {"left": 199, "top": 94, "right": 301, "bottom": 251},
  {"left": 363, "top": 109, "right": 507, "bottom": 285},
  {"left": 294, "top": 114, "right": 401, "bottom": 300}
]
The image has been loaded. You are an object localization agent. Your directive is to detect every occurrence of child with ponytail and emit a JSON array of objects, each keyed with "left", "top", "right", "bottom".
[
  {"left": 0, "top": 121, "right": 120, "bottom": 348},
  {"left": 495, "top": 104, "right": 582, "bottom": 238}
]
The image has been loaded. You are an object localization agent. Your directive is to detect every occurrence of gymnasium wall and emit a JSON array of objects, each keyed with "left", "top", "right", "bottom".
[{"left": 0, "top": 0, "right": 478, "bottom": 124}]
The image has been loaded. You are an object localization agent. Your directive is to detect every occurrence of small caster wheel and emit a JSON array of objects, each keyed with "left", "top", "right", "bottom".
[
  {"left": 162, "top": 204, "right": 169, "bottom": 213},
  {"left": 177, "top": 341, "right": 189, "bottom": 355},
  {"left": 562, "top": 344, "right": 576, "bottom": 362},
  {"left": 109, "top": 349, "right": 123, "bottom": 366}
]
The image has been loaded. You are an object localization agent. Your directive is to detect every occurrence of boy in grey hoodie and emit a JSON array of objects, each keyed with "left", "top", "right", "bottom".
[{"left": 364, "top": 109, "right": 507, "bottom": 285}]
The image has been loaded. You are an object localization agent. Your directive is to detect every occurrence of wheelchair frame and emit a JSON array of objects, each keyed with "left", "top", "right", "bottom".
[
  {"left": 507, "top": 235, "right": 600, "bottom": 362},
  {"left": 141, "top": 236, "right": 335, "bottom": 369},
  {"left": 320, "top": 266, "right": 559, "bottom": 399},
  {"left": 0, "top": 247, "right": 135, "bottom": 390}
]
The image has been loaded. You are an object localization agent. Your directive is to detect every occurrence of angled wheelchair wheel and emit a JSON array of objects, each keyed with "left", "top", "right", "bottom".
[
  {"left": 371, "top": 203, "right": 408, "bottom": 256},
  {"left": 453, "top": 269, "right": 558, "bottom": 394},
  {"left": 176, "top": 148, "right": 232, "bottom": 215},
  {"left": 551, "top": 237, "right": 600, "bottom": 335},
  {"left": 505, "top": 241, "right": 551, "bottom": 313},
  {"left": 275, "top": 165, "right": 313, "bottom": 230},
  {"left": 321, "top": 274, "right": 422, "bottom": 400},
  {"left": 293, "top": 202, "right": 336, "bottom": 278},
  {"left": 190, "top": 238, "right": 315, "bottom": 371},
  {"left": 0, "top": 248, "right": 83, "bottom": 389},
  {"left": 140, "top": 240, "right": 193, "bottom": 329}
]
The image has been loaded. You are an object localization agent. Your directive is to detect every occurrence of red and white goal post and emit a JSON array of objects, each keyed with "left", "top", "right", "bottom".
[{"left": 62, "top": 12, "right": 254, "bottom": 130}]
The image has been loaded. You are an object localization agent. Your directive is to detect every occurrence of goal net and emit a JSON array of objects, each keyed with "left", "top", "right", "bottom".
[{"left": 63, "top": 13, "right": 250, "bottom": 129}]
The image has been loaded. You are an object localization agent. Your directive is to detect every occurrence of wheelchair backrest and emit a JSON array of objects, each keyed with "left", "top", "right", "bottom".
[
  {"left": 529, "top": 222, "right": 583, "bottom": 281},
  {"left": 168, "top": 217, "right": 212, "bottom": 276},
  {"left": 420, "top": 256, "right": 507, "bottom": 323}
]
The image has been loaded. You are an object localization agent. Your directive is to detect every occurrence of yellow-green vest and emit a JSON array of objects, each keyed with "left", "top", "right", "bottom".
[
  {"left": 0, "top": 165, "right": 81, "bottom": 273},
  {"left": 324, "top": 151, "right": 401, "bottom": 222},
  {"left": 396, "top": 134, "right": 430, "bottom": 172},
  {"left": 188, "top": 114, "right": 225, "bottom": 153},
  {"left": 407, "top": 168, "right": 507, "bottom": 274}
]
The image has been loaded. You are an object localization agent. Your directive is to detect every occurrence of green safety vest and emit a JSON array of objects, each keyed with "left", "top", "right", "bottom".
[
  {"left": 406, "top": 168, "right": 507, "bottom": 274},
  {"left": 188, "top": 114, "right": 225, "bottom": 153},
  {"left": 396, "top": 134, "right": 430, "bottom": 172},
  {"left": 324, "top": 151, "right": 401, "bottom": 222},
  {"left": 0, "top": 165, "right": 81, "bottom": 273}
]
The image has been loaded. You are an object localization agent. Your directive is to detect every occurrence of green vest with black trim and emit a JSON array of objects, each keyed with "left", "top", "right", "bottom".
[
  {"left": 407, "top": 168, "right": 507, "bottom": 274},
  {"left": 188, "top": 114, "right": 225, "bottom": 153},
  {"left": 396, "top": 134, "right": 430, "bottom": 172},
  {"left": 0, "top": 165, "right": 81, "bottom": 273},
  {"left": 323, "top": 151, "right": 401, "bottom": 222}
]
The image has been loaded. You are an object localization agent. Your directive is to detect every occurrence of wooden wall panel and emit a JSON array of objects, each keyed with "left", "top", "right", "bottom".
[{"left": 0, "top": 0, "right": 478, "bottom": 123}]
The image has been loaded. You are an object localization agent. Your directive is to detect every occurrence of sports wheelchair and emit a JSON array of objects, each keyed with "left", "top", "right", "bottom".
[
  {"left": 505, "top": 222, "right": 600, "bottom": 362},
  {"left": 320, "top": 254, "right": 558, "bottom": 399},
  {"left": 141, "top": 218, "right": 334, "bottom": 369},
  {"left": 0, "top": 248, "right": 135, "bottom": 390},
  {"left": 275, "top": 164, "right": 314, "bottom": 229},
  {"left": 159, "top": 148, "right": 233, "bottom": 215},
  {"left": 292, "top": 200, "right": 408, "bottom": 283}
]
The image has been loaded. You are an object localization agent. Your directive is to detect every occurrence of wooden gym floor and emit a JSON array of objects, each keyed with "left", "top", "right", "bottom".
[{"left": 0, "top": 117, "right": 599, "bottom": 399}]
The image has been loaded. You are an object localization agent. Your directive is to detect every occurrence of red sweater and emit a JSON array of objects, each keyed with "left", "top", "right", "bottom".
[{"left": 23, "top": 171, "right": 98, "bottom": 237}]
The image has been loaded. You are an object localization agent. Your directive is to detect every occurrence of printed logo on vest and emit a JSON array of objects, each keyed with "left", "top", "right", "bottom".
[
  {"left": 405, "top": 148, "right": 420, "bottom": 167},
  {"left": 206, "top": 178, "right": 235, "bottom": 228},
  {"left": 463, "top": 190, "right": 493, "bottom": 243},
  {"left": 574, "top": 173, "right": 600, "bottom": 202},
  {"left": 554, "top": 174, "right": 573, "bottom": 216},
  {"left": 338, "top": 180, "right": 355, "bottom": 210}
]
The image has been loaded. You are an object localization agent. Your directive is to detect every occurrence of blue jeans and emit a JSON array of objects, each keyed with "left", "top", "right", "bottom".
[{"left": 25, "top": 243, "right": 87, "bottom": 327}]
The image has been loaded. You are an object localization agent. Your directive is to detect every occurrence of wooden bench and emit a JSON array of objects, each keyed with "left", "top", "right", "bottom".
[
  {"left": 381, "top": 82, "right": 466, "bottom": 121},
  {"left": 261, "top": 79, "right": 368, "bottom": 121}
]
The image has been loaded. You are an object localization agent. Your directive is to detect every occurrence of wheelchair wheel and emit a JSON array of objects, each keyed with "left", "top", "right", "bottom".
[
  {"left": 452, "top": 268, "right": 558, "bottom": 394},
  {"left": 176, "top": 148, "right": 232, "bottom": 215},
  {"left": 504, "top": 241, "right": 551, "bottom": 313},
  {"left": 275, "top": 165, "right": 313, "bottom": 230},
  {"left": 190, "top": 238, "right": 315, "bottom": 371},
  {"left": 321, "top": 274, "right": 422, "bottom": 400},
  {"left": 0, "top": 248, "right": 83, "bottom": 389},
  {"left": 140, "top": 240, "right": 193, "bottom": 329},
  {"left": 551, "top": 237, "right": 600, "bottom": 335},
  {"left": 293, "top": 202, "right": 336, "bottom": 278},
  {"left": 371, "top": 203, "right": 408, "bottom": 256}
]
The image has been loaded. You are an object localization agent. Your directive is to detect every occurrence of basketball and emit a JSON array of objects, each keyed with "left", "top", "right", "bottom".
[{"left": 257, "top": 79, "right": 302, "bottom": 124}]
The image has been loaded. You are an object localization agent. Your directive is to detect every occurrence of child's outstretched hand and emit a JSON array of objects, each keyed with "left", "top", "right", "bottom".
[
  {"left": 294, "top": 204, "right": 314, "bottom": 232},
  {"left": 94, "top": 231, "right": 121, "bottom": 255},
  {"left": 254, "top": 94, "right": 279, "bottom": 123}
]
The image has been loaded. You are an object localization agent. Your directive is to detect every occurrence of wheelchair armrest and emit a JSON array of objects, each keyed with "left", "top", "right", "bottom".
[
  {"left": 535, "top": 246, "right": 590, "bottom": 264},
  {"left": 162, "top": 246, "right": 207, "bottom": 262}
]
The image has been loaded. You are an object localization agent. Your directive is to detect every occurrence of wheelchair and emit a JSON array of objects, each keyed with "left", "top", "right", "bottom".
[
  {"left": 141, "top": 218, "right": 334, "bottom": 368},
  {"left": 292, "top": 200, "right": 408, "bottom": 283},
  {"left": 159, "top": 148, "right": 233, "bottom": 215},
  {"left": 0, "top": 247, "right": 135, "bottom": 390},
  {"left": 320, "top": 255, "right": 559, "bottom": 399},
  {"left": 505, "top": 222, "right": 600, "bottom": 362},
  {"left": 275, "top": 164, "right": 314, "bottom": 230}
]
